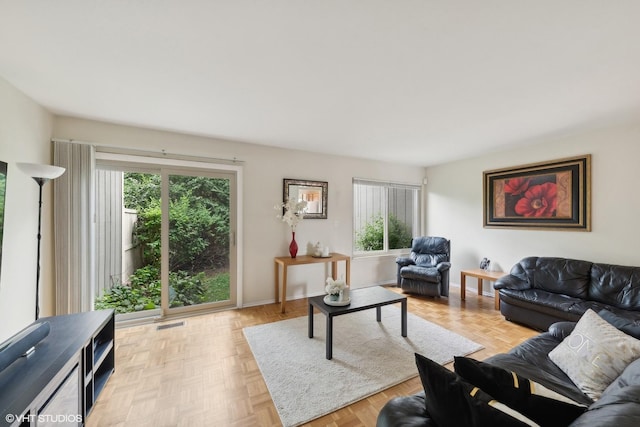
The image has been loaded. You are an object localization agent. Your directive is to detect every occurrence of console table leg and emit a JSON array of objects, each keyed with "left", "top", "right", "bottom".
[
  {"left": 376, "top": 306, "right": 382, "bottom": 322},
  {"left": 345, "top": 258, "right": 351, "bottom": 285},
  {"left": 274, "top": 261, "right": 280, "bottom": 303},
  {"left": 281, "top": 266, "right": 288, "bottom": 313}
]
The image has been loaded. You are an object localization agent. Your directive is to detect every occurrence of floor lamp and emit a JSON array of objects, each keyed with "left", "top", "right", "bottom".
[{"left": 17, "top": 163, "right": 66, "bottom": 320}]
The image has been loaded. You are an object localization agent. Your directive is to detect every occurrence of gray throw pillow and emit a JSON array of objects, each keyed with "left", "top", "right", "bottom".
[{"left": 549, "top": 309, "right": 640, "bottom": 400}]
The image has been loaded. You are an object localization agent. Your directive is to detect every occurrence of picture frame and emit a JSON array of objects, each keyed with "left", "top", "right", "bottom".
[
  {"left": 283, "top": 178, "right": 328, "bottom": 219},
  {"left": 483, "top": 155, "right": 591, "bottom": 231}
]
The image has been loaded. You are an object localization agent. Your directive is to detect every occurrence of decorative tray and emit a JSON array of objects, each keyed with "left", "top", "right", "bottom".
[{"left": 323, "top": 295, "right": 351, "bottom": 306}]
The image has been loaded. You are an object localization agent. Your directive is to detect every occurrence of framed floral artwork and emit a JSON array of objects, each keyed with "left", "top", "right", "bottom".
[{"left": 483, "top": 155, "right": 591, "bottom": 231}]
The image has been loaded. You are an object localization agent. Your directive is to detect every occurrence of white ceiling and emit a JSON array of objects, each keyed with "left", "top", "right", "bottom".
[{"left": 1, "top": 1, "right": 639, "bottom": 166}]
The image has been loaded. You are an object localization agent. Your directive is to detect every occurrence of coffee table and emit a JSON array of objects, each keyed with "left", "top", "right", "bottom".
[{"left": 308, "top": 286, "right": 407, "bottom": 360}]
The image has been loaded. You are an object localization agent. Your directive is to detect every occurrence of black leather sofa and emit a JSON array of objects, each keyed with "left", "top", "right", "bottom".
[
  {"left": 494, "top": 256, "right": 640, "bottom": 331},
  {"left": 377, "top": 320, "right": 640, "bottom": 426}
]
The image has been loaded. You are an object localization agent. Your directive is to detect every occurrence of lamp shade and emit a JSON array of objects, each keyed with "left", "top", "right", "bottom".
[{"left": 16, "top": 163, "right": 65, "bottom": 180}]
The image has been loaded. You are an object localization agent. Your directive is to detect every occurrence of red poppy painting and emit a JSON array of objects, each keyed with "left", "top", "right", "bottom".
[{"left": 484, "top": 155, "right": 591, "bottom": 231}]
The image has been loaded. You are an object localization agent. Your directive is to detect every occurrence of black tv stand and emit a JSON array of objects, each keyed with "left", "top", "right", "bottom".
[{"left": 0, "top": 310, "right": 115, "bottom": 426}]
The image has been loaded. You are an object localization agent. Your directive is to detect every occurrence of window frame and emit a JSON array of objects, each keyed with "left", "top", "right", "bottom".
[{"left": 352, "top": 178, "right": 422, "bottom": 257}]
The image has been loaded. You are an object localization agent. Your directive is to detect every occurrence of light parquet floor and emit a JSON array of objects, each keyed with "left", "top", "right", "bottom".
[{"left": 86, "top": 285, "right": 538, "bottom": 427}]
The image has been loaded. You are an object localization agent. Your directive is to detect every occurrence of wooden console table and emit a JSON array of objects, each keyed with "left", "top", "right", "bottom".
[
  {"left": 274, "top": 253, "right": 351, "bottom": 313},
  {"left": 460, "top": 268, "right": 506, "bottom": 310}
]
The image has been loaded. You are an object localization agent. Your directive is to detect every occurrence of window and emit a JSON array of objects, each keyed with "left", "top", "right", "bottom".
[{"left": 353, "top": 178, "right": 421, "bottom": 254}]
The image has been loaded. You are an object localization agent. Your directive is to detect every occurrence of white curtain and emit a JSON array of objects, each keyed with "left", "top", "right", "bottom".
[{"left": 53, "top": 141, "right": 95, "bottom": 314}]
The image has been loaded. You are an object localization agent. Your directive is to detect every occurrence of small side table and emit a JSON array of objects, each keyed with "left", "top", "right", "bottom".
[
  {"left": 274, "top": 253, "right": 351, "bottom": 314},
  {"left": 460, "top": 268, "right": 506, "bottom": 310}
]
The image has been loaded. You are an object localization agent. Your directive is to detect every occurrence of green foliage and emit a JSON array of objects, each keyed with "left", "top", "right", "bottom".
[
  {"left": 94, "top": 266, "right": 161, "bottom": 313},
  {"left": 127, "top": 173, "right": 230, "bottom": 273},
  {"left": 205, "top": 272, "right": 231, "bottom": 301},
  {"left": 129, "top": 265, "right": 161, "bottom": 295},
  {"left": 97, "top": 172, "right": 232, "bottom": 314},
  {"left": 134, "top": 199, "right": 162, "bottom": 268},
  {"left": 95, "top": 266, "right": 231, "bottom": 312},
  {"left": 169, "top": 176, "right": 230, "bottom": 269},
  {"left": 356, "top": 215, "right": 385, "bottom": 251},
  {"left": 355, "top": 214, "right": 413, "bottom": 251},
  {"left": 124, "top": 173, "right": 161, "bottom": 211},
  {"left": 389, "top": 215, "right": 413, "bottom": 249},
  {"left": 168, "top": 271, "right": 208, "bottom": 307},
  {"left": 168, "top": 194, "right": 214, "bottom": 271}
]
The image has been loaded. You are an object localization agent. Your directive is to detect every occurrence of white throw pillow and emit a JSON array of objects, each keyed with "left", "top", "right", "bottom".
[{"left": 549, "top": 309, "right": 640, "bottom": 400}]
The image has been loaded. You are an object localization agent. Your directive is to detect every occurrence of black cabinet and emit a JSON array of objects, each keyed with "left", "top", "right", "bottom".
[
  {"left": 83, "top": 313, "right": 114, "bottom": 417},
  {"left": 0, "top": 310, "right": 115, "bottom": 426}
]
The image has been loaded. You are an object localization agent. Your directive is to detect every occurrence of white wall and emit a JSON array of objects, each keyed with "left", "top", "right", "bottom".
[
  {"left": 0, "top": 77, "right": 53, "bottom": 341},
  {"left": 426, "top": 122, "right": 640, "bottom": 295},
  {"left": 52, "top": 116, "right": 426, "bottom": 306}
]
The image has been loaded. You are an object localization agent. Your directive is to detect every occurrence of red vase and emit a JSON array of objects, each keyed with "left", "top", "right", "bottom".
[{"left": 289, "top": 232, "right": 298, "bottom": 258}]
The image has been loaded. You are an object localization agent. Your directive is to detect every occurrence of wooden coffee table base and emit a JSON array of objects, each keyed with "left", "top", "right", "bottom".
[{"left": 308, "top": 286, "right": 407, "bottom": 360}]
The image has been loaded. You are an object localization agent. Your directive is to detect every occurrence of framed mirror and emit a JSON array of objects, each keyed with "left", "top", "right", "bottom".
[{"left": 283, "top": 178, "right": 328, "bottom": 219}]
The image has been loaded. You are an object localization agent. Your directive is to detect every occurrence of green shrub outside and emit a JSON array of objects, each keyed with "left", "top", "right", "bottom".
[
  {"left": 95, "top": 173, "right": 231, "bottom": 313},
  {"left": 355, "top": 214, "right": 413, "bottom": 251},
  {"left": 95, "top": 266, "right": 231, "bottom": 312},
  {"left": 95, "top": 266, "right": 160, "bottom": 313}
]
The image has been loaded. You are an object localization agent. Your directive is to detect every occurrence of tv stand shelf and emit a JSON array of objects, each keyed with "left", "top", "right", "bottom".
[{"left": 0, "top": 310, "right": 115, "bottom": 426}]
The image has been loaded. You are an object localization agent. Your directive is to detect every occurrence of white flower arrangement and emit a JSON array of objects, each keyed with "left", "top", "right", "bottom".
[
  {"left": 325, "top": 277, "right": 347, "bottom": 296},
  {"left": 275, "top": 198, "right": 307, "bottom": 230}
]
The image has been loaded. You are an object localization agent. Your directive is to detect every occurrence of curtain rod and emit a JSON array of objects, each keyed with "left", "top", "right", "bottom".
[
  {"left": 352, "top": 177, "right": 424, "bottom": 187},
  {"left": 51, "top": 138, "right": 244, "bottom": 165}
]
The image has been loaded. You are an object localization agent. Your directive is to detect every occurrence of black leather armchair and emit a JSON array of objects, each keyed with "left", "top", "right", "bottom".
[{"left": 395, "top": 237, "right": 451, "bottom": 297}]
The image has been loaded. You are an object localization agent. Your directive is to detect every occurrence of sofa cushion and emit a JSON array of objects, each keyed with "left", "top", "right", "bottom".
[
  {"left": 400, "top": 265, "right": 440, "bottom": 283},
  {"left": 567, "top": 385, "right": 640, "bottom": 427},
  {"left": 598, "top": 309, "right": 640, "bottom": 340},
  {"left": 454, "top": 356, "right": 586, "bottom": 426},
  {"left": 410, "top": 236, "right": 449, "bottom": 267},
  {"left": 415, "top": 353, "right": 537, "bottom": 427},
  {"left": 549, "top": 309, "right": 640, "bottom": 400},
  {"left": 506, "top": 257, "right": 591, "bottom": 298},
  {"left": 531, "top": 257, "right": 591, "bottom": 298},
  {"left": 498, "top": 288, "right": 581, "bottom": 319},
  {"left": 487, "top": 339, "right": 593, "bottom": 405},
  {"left": 589, "top": 263, "right": 640, "bottom": 311}
]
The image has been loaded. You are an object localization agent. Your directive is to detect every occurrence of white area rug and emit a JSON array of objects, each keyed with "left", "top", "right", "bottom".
[{"left": 243, "top": 306, "right": 483, "bottom": 427}]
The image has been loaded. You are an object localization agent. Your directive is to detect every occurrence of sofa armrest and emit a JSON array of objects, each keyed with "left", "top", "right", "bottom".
[
  {"left": 376, "top": 393, "right": 436, "bottom": 427},
  {"left": 396, "top": 257, "right": 414, "bottom": 267},
  {"left": 493, "top": 274, "right": 530, "bottom": 291},
  {"left": 548, "top": 321, "right": 577, "bottom": 341},
  {"left": 396, "top": 257, "right": 414, "bottom": 286},
  {"left": 435, "top": 261, "right": 451, "bottom": 272}
]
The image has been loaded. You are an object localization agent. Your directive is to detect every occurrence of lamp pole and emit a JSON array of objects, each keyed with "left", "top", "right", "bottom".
[
  {"left": 34, "top": 177, "right": 47, "bottom": 320},
  {"left": 17, "top": 163, "right": 66, "bottom": 320}
]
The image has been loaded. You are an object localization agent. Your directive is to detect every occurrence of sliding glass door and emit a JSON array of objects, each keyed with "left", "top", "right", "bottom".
[
  {"left": 163, "top": 170, "right": 236, "bottom": 314},
  {"left": 94, "top": 159, "right": 238, "bottom": 321}
]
